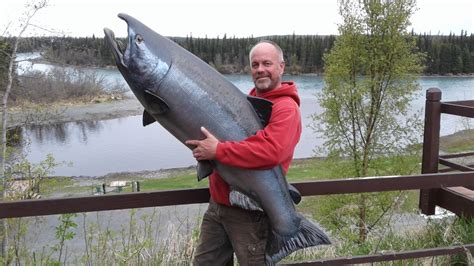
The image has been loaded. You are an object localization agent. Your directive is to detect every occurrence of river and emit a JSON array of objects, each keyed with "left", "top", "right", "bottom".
[{"left": 14, "top": 53, "right": 474, "bottom": 176}]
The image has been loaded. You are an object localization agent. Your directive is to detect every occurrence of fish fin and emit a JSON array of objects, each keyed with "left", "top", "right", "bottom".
[
  {"left": 265, "top": 214, "right": 331, "bottom": 264},
  {"left": 197, "top": 160, "right": 214, "bottom": 181},
  {"left": 142, "top": 110, "right": 156, "bottom": 126},
  {"left": 288, "top": 183, "right": 302, "bottom": 205},
  {"left": 144, "top": 89, "right": 169, "bottom": 114},
  {"left": 247, "top": 96, "right": 273, "bottom": 127},
  {"left": 229, "top": 190, "right": 263, "bottom": 211}
]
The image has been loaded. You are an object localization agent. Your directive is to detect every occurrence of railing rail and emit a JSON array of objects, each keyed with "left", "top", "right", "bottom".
[
  {"left": 282, "top": 244, "right": 474, "bottom": 265},
  {"left": 2, "top": 171, "right": 474, "bottom": 219}
]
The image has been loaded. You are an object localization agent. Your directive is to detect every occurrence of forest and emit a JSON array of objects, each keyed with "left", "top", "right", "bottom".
[{"left": 4, "top": 31, "right": 474, "bottom": 75}]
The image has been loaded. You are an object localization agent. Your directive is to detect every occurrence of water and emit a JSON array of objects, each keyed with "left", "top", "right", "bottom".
[
  {"left": 14, "top": 54, "right": 474, "bottom": 176},
  {"left": 18, "top": 74, "right": 323, "bottom": 176}
]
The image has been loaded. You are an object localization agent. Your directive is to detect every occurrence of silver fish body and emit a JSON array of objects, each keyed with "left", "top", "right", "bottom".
[{"left": 104, "top": 13, "right": 329, "bottom": 264}]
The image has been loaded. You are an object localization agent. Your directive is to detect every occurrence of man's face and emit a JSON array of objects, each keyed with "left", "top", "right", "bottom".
[{"left": 250, "top": 43, "right": 285, "bottom": 92}]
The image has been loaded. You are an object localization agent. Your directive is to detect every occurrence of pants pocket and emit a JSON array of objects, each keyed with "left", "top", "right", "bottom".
[{"left": 246, "top": 240, "right": 267, "bottom": 265}]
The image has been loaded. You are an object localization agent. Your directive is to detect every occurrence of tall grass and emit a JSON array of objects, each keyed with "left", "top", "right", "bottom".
[
  {"left": 2, "top": 209, "right": 471, "bottom": 265},
  {"left": 1, "top": 207, "right": 203, "bottom": 265},
  {"left": 281, "top": 216, "right": 474, "bottom": 265}
]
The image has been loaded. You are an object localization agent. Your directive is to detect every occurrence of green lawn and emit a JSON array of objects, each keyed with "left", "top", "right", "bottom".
[
  {"left": 36, "top": 156, "right": 420, "bottom": 215},
  {"left": 140, "top": 173, "right": 209, "bottom": 191}
]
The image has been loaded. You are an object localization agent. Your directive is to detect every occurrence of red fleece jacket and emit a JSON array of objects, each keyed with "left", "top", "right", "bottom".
[{"left": 209, "top": 81, "right": 302, "bottom": 206}]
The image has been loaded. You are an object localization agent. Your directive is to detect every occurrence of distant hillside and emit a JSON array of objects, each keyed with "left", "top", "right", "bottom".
[{"left": 5, "top": 31, "right": 474, "bottom": 75}]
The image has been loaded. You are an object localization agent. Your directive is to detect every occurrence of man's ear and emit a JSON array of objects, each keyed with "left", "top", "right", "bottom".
[{"left": 280, "top": 61, "right": 285, "bottom": 75}]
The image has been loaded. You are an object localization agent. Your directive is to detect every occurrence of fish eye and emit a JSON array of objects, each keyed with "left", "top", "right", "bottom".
[{"left": 136, "top": 34, "right": 143, "bottom": 44}]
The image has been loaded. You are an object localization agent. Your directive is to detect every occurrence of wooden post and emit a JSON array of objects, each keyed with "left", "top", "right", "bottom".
[
  {"left": 132, "top": 181, "right": 140, "bottom": 192},
  {"left": 419, "top": 88, "right": 441, "bottom": 215}
]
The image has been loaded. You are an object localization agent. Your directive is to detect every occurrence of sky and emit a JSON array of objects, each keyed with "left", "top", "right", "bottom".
[{"left": 0, "top": 0, "right": 473, "bottom": 38}]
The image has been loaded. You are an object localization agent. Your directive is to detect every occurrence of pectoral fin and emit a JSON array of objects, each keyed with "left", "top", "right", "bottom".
[
  {"left": 142, "top": 110, "right": 156, "bottom": 126},
  {"left": 229, "top": 190, "right": 263, "bottom": 211},
  {"left": 197, "top": 160, "right": 214, "bottom": 181},
  {"left": 142, "top": 90, "right": 169, "bottom": 126},
  {"left": 247, "top": 96, "right": 273, "bottom": 127}
]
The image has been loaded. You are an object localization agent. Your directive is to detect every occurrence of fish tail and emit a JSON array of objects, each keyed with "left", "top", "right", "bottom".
[{"left": 265, "top": 215, "right": 331, "bottom": 265}]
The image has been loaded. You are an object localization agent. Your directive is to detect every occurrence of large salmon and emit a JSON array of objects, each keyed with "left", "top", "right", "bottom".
[{"left": 103, "top": 13, "right": 330, "bottom": 264}]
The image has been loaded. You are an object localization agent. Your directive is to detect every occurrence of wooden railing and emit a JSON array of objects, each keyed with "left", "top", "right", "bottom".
[
  {"left": 1, "top": 173, "right": 473, "bottom": 264},
  {"left": 420, "top": 88, "right": 474, "bottom": 218},
  {"left": 1, "top": 88, "right": 473, "bottom": 264},
  {"left": 1, "top": 172, "right": 473, "bottom": 219}
]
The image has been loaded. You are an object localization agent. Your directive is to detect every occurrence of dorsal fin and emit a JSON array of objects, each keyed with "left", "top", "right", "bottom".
[{"left": 246, "top": 96, "right": 273, "bottom": 127}]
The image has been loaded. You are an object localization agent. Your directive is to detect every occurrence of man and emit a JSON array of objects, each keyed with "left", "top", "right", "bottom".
[{"left": 185, "top": 40, "right": 302, "bottom": 265}]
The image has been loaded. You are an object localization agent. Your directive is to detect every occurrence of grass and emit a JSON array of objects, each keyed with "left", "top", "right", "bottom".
[
  {"left": 140, "top": 157, "right": 336, "bottom": 191},
  {"left": 140, "top": 172, "right": 208, "bottom": 191},
  {"left": 286, "top": 157, "right": 335, "bottom": 181},
  {"left": 440, "top": 129, "right": 474, "bottom": 153},
  {"left": 40, "top": 177, "right": 76, "bottom": 196},
  {"left": 39, "top": 156, "right": 421, "bottom": 215},
  {"left": 40, "top": 158, "right": 338, "bottom": 197}
]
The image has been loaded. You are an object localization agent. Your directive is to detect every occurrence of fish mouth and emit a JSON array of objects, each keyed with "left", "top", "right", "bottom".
[
  {"left": 104, "top": 14, "right": 137, "bottom": 69},
  {"left": 105, "top": 13, "right": 172, "bottom": 92},
  {"left": 103, "top": 27, "right": 126, "bottom": 68},
  {"left": 103, "top": 13, "right": 148, "bottom": 70}
]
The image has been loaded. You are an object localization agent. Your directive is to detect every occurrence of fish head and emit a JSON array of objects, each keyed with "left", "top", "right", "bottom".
[{"left": 103, "top": 13, "right": 172, "bottom": 107}]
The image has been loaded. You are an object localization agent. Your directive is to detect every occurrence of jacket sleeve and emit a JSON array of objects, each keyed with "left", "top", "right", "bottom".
[{"left": 215, "top": 100, "right": 301, "bottom": 170}]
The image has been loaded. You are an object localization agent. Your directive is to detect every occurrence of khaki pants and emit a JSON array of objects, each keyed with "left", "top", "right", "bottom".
[{"left": 193, "top": 200, "right": 269, "bottom": 266}]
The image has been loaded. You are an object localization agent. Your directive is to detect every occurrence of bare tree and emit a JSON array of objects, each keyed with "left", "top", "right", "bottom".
[{"left": 1, "top": 0, "right": 49, "bottom": 262}]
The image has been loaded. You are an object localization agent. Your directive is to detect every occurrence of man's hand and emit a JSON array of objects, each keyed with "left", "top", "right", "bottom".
[{"left": 185, "top": 127, "right": 218, "bottom": 161}]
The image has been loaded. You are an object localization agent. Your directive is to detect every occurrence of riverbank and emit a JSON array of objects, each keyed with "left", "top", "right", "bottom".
[
  {"left": 8, "top": 96, "right": 144, "bottom": 128},
  {"left": 43, "top": 157, "right": 321, "bottom": 198}
]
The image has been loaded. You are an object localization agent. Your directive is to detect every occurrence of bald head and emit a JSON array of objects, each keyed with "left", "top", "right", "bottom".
[{"left": 249, "top": 40, "right": 284, "bottom": 63}]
